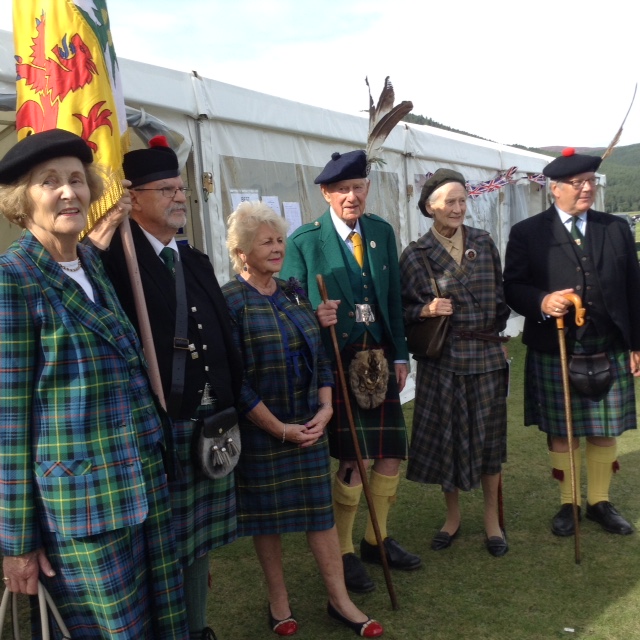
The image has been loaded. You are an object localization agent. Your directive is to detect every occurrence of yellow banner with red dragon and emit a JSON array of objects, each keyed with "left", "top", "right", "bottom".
[{"left": 13, "top": 0, "right": 128, "bottom": 230}]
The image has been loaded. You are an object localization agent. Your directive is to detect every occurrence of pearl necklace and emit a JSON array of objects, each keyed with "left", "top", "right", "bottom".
[{"left": 59, "top": 259, "right": 82, "bottom": 273}]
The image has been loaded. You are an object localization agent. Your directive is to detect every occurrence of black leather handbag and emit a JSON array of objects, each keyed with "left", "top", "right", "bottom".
[{"left": 405, "top": 250, "right": 450, "bottom": 359}]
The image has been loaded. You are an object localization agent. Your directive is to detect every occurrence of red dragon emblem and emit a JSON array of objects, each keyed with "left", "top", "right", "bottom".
[{"left": 15, "top": 12, "right": 113, "bottom": 151}]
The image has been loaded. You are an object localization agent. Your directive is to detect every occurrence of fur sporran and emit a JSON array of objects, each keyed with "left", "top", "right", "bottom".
[
  {"left": 192, "top": 407, "right": 241, "bottom": 480},
  {"left": 348, "top": 349, "right": 389, "bottom": 410},
  {"left": 568, "top": 352, "right": 613, "bottom": 401}
]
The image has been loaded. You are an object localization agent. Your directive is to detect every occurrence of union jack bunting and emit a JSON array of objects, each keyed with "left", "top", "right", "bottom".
[
  {"left": 466, "top": 166, "right": 518, "bottom": 199},
  {"left": 528, "top": 173, "right": 546, "bottom": 187}
]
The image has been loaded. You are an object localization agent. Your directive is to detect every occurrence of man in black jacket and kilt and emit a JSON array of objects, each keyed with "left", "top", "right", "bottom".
[{"left": 504, "top": 148, "right": 640, "bottom": 538}]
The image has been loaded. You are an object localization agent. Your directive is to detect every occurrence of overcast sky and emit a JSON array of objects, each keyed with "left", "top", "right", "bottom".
[{"left": 3, "top": 0, "right": 639, "bottom": 149}]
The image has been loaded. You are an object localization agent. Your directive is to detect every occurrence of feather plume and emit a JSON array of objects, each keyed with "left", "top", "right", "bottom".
[
  {"left": 365, "top": 76, "right": 413, "bottom": 168},
  {"left": 601, "top": 83, "right": 637, "bottom": 161}
]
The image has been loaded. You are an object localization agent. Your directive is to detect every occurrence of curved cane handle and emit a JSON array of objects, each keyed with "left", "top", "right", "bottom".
[{"left": 562, "top": 293, "right": 586, "bottom": 327}]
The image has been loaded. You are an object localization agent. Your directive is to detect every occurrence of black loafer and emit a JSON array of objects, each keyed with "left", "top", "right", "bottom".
[
  {"left": 586, "top": 501, "right": 634, "bottom": 535},
  {"left": 342, "top": 552, "right": 375, "bottom": 594},
  {"left": 551, "top": 503, "right": 581, "bottom": 537},
  {"left": 431, "top": 527, "right": 460, "bottom": 551},
  {"left": 485, "top": 529, "right": 508, "bottom": 557},
  {"left": 360, "top": 537, "right": 422, "bottom": 571}
]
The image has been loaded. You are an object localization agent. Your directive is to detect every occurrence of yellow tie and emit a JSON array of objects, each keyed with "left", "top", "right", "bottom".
[{"left": 350, "top": 231, "right": 364, "bottom": 268}]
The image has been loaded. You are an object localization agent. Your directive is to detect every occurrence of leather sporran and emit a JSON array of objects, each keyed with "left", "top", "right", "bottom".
[
  {"left": 192, "top": 407, "right": 241, "bottom": 479},
  {"left": 568, "top": 352, "right": 612, "bottom": 401},
  {"left": 406, "top": 315, "right": 450, "bottom": 359},
  {"left": 348, "top": 349, "right": 389, "bottom": 410}
]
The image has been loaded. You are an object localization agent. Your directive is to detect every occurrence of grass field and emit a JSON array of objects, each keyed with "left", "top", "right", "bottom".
[{"left": 2, "top": 341, "right": 640, "bottom": 639}]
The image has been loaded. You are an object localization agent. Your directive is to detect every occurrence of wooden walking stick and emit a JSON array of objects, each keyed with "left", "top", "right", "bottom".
[
  {"left": 316, "top": 275, "right": 399, "bottom": 611},
  {"left": 556, "top": 292, "right": 586, "bottom": 564}
]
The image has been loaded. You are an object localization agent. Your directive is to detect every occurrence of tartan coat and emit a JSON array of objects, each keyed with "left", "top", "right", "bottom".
[
  {"left": 0, "top": 232, "right": 160, "bottom": 556},
  {"left": 281, "top": 209, "right": 409, "bottom": 362},
  {"left": 503, "top": 206, "right": 640, "bottom": 354},
  {"left": 400, "top": 225, "right": 510, "bottom": 374}
]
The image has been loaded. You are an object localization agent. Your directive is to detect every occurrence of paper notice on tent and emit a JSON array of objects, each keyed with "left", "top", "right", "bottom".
[
  {"left": 262, "top": 196, "right": 281, "bottom": 214},
  {"left": 230, "top": 189, "right": 260, "bottom": 210},
  {"left": 283, "top": 202, "right": 302, "bottom": 235}
]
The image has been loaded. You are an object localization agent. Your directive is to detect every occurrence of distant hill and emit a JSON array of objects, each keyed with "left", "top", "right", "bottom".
[{"left": 403, "top": 114, "right": 640, "bottom": 213}]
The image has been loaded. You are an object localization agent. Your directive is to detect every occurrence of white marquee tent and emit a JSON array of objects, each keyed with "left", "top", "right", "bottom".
[{"left": 1, "top": 26, "right": 598, "bottom": 283}]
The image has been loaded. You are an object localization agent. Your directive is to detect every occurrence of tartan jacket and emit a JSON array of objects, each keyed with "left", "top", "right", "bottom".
[
  {"left": 0, "top": 232, "right": 158, "bottom": 556},
  {"left": 399, "top": 225, "right": 509, "bottom": 374},
  {"left": 504, "top": 206, "right": 640, "bottom": 353},
  {"left": 280, "top": 209, "right": 409, "bottom": 362}
]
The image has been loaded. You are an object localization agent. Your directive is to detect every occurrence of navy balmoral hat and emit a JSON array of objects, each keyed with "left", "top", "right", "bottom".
[
  {"left": 314, "top": 150, "right": 368, "bottom": 185},
  {"left": 123, "top": 135, "right": 180, "bottom": 187},
  {"left": 543, "top": 147, "right": 602, "bottom": 180},
  {"left": 0, "top": 129, "right": 93, "bottom": 185}
]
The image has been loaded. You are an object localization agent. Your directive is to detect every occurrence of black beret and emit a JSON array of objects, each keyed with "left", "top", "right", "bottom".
[
  {"left": 314, "top": 150, "right": 368, "bottom": 185},
  {"left": 0, "top": 129, "right": 93, "bottom": 185},
  {"left": 418, "top": 168, "right": 467, "bottom": 217},
  {"left": 543, "top": 148, "right": 601, "bottom": 180},
  {"left": 123, "top": 135, "right": 179, "bottom": 187}
]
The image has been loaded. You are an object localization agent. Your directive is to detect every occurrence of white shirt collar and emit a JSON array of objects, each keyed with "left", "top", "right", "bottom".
[
  {"left": 329, "top": 207, "right": 362, "bottom": 241},
  {"left": 138, "top": 224, "right": 180, "bottom": 259},
  {"left": 554, "top": 205, "right": 587, "bottom": 227}
]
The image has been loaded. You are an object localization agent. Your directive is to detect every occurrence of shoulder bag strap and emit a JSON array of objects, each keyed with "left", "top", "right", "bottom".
[
  {"left": 418, "top": 249, "right": 442, "bottom": 298},
  {"left": 167, "top": 255, "right": 189, "bottom": 417}
]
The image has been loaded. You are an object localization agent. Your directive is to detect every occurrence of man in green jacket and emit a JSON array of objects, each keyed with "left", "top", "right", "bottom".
[{"left": 281, "top": 150, "right": 421, "bottom": 594}]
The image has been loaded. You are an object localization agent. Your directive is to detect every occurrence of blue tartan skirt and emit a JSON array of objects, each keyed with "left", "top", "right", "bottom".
[
  {"left": 329, "top": 339, "right": 408, "bottom": 461},
  {"left": 235, "top": 424, "right": 334, "bottom": 536},
  {"left": 524, "top": 340, "right": 637, "bottom": 438}
]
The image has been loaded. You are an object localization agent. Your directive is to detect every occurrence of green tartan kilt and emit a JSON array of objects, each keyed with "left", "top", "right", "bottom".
[
  {"left": 524, "top": 338, "right": 637, "bottom": 438},
  {"left": 329, "top": 338, "right": 408, "bottom": 460},
  {"left": 169, "top": 418, "right": 237, "bottom": 566}
]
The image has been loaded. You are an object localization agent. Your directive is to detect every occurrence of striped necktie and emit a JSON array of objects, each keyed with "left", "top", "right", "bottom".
[{"left": 349, "top": 231, "right": 364, "bottom": 268}]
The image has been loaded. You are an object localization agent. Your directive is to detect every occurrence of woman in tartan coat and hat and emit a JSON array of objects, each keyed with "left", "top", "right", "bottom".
[
  {"left": 400, "top": 169, "right": 510, "bottom": 557},
  {"left": 0, "top": 130, "right": 188, "bottom": 639}
]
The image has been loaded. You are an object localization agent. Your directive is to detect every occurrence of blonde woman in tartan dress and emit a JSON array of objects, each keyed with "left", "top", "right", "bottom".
[
  {"left": 222, "top": 201, "right": 383, "bottom": 638},
  {"left": 400, "top": 169, "right": 510, "bottom": 557},
  {"left": 0, "top": 130, "right": 188, "bottom": 639}
]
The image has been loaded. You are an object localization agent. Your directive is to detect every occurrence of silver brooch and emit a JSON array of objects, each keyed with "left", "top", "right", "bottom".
[{"left": 465, "top": 249, "right": 477, "bottom": 261}]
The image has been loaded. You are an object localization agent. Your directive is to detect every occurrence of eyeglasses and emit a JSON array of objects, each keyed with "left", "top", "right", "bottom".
[
  {"left": 133, "top": 187, "right": 192, "bottom": 199},
  {"left": 560, "top": 177, "right": 599, "bottom": 190}
]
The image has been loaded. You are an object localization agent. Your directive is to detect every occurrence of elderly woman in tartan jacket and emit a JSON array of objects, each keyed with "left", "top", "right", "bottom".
[
  {"left": 400, "top": 169, "right": 510, "bottom": 557},
  {"left": 222, "top": 201, "right": 383, "bottom": 638},
  {"left": 0, "top": 130, "right": 189, "bottom": 639}
]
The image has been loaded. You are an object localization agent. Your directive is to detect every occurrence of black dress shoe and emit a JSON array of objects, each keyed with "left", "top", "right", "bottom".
[
  {"left": 586, "top": 501, "right": 634, "bottom": 535},
  {"left": 431, "top": 527, "right": 460, "bottom": 551},
  {"left": 199, "top": 628, "right": 218, "bottom": 640},
  {"left": 485, "top": 529, "right": 508, "bottom": 557},
  {"left": 551, "top": 503, "right": 581, "bottom": 537},
  {"left": 360, "top": 537, "right": 422, "bottom": 570},
  {"left": 342, "top": 552, "right": 375, "bottom": 594},
  {"left": 327, "top": 602, "right": 384, "bottom": 638}
]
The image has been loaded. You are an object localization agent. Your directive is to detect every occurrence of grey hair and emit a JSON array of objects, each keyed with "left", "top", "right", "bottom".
[{"left": 226, "top": 200, "right": 289, "bottom": 273}]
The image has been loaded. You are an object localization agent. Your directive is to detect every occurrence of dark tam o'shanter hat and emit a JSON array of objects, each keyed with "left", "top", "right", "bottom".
[
  {"left": 417, "top": 168, "right": 467, "bottom": 218},
  {"left": 542, "top": 147, "right": 602, "bottom": 180},
  {"left": 314, "top": 150, "right": 369, "bottom": 185},
  {"left": 0, "top": 129, "right": 93, "bottom": 185},
  {"left": 123, "top": 135, "right": 179, "bottom": 187}
]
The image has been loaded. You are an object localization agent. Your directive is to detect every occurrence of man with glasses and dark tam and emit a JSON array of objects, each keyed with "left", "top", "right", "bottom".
[
  {"left": 89, "top": 136, "right": 242, "bottom": 640},
  {"left": 504, "top": 148, "right": 640, "bottom": 540}
]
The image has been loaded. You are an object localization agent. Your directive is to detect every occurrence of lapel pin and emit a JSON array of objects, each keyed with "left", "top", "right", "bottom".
[
  {"left": 370, "top": 240, "right": 376, "bottom": 248},
  {"left": 464, "top": 249, "right": 477, "bottom": 261}
]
